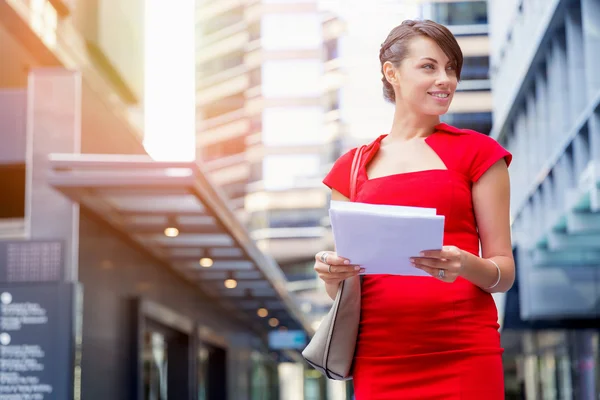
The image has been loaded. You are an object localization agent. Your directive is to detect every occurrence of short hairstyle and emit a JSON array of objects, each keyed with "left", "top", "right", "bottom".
[{"left": 379, "top": 20, "right": 463, "bottom": 103}]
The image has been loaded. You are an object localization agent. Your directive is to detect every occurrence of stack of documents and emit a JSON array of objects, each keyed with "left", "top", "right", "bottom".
[{"left": 329, "top": 200, "right": 445, "bottom": 276}]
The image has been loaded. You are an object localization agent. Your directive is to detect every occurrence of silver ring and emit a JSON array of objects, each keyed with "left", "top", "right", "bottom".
[
  {"left": 320, "top": 252, "right": 328, "bottom": 264},
  {"left": 438, "top": 269, "right": 445, "bottom": 279},
  {"left": 328, "top": 264, "right": 333, "bottom": 274}
]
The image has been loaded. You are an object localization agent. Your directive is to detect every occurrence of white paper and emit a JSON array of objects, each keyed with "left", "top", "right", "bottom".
[{"left": 329, "top": 201, "right": 445, "bottom": 276}]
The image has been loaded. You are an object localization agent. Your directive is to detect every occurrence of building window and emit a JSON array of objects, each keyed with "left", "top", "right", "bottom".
[
  {"left": 461, "top": 56, "right": 490, "bottom": 80},
  {"left": 431, "top": 1, "right": 487, "bottom": 26},
  {"left": 441, "top": 112, "right": 492, "bottom": 135}
]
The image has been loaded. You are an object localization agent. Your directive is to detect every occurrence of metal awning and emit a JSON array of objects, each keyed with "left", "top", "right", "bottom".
[{"left": 47, "top": 153, "right": 314, "bottom": 337}]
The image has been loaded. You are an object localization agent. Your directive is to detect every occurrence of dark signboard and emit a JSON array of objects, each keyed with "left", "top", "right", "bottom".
[{"left": 0, "top": 282, "right": 81, "bottom": 400}]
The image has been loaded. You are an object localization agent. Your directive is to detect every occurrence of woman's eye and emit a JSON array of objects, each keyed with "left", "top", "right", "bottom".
[{"left": 423, "top": 64, "right": 434, "bottom": 69}]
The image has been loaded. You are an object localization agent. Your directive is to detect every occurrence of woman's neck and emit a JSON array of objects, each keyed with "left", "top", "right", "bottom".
[{"left": 387, "top": 107, "right": 440, "bottom": 142}]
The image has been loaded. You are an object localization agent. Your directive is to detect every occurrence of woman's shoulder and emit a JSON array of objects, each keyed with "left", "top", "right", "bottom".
[
  {"left": 436, "top": 123, "right": 498, "bottom": 143},
  {"left": 435, "top": 123, "right": 512, "bottom": 181}
]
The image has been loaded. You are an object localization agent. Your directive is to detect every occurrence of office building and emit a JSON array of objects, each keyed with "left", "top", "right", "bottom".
[
  {"left": 0, "top": 1, "right": 310, "bottom": 399},
  {"left": 488, "top": 0, "right": 600, "bottom": 398}
]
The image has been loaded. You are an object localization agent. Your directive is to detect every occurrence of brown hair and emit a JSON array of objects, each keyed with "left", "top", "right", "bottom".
[{"left": 380, "top": 20, "right": 463, "bottom": 103}]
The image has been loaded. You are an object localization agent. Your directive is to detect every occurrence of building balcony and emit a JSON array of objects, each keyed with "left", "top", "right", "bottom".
[
  {"left": 197, "top": 74, "right": 250, "bottom": 107},
  {"left": 197, "top": 119, "right": 249, "bottom": 147},
  {"left": 198, "top": 108, "right": 247, "bottom": 132},
  {"left": 196, "top": 0, "right": 244, "bottom": 23},
  {"left": 196, "top": 31, "right": 249, "bottom": 65},
  {"left": 198, "top": 20, "right": 246, "bottom": 48},
  {"left": 198, "top": 63, "right": 248, "bottom": 91}
]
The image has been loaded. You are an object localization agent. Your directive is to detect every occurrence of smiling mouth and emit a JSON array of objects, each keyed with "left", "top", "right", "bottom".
[{"left": 428, "top": 92, "right": 450, "bottom": 98}]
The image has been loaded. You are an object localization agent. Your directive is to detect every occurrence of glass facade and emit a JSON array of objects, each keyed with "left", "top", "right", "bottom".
[
  {"left": 461, "top": 56, "right": 490, "bottom": 81},
  {"left": 504, "top": 331, "right": 600, "bottom": 399},
  {"left": 430, "top": 1, "right": 488, "bottom": 26}
]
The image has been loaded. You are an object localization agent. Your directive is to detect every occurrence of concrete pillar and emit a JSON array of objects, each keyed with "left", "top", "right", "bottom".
[
  {"left": 581, "top": 0, "right": 600, "bottom": 100},
  {"left": 565, "top": 5, "right": 586, "bottom": 119},
  {"left": 26, "top": 68, "right": 82, "bottom": 281}
]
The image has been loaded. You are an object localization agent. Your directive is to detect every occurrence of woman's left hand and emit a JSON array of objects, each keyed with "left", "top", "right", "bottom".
[{"left": 410, "top": 246, "right": 465, "bottom": 283}]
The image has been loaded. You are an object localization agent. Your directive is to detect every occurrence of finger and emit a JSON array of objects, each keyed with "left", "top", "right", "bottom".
[
  {"left": 410, "top": 257, "right": 447, "bottom": 270},
  {"left": 315, "top": 263, "right": 362, "bottom": 275},
  {"left": 419, "top": 246, "right": 459, "bottom": 259},
  {"left": 315, "top": 251, "right": 351, "bottom": 266},
  {"left": 319, "top": 270, "right": 362, "bottom": 282}
]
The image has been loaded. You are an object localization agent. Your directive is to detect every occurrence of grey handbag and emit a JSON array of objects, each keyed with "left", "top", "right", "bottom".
[{"left": 302, "top": 144, "right": 367, "bottom": 380}]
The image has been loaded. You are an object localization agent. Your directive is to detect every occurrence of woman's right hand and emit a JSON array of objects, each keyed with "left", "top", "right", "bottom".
[{"left": 314, "top": 251, "right": 364, "bottom": 286}]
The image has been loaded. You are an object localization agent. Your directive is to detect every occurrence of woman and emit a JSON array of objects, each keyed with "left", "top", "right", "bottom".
[{"left": 314, "top": 20, "right": 514, "bottom": 399}]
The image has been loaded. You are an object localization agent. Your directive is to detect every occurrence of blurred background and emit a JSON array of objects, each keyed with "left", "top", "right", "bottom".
[{"left": 0, "top": 0, "right": 599, "bottom": 399}]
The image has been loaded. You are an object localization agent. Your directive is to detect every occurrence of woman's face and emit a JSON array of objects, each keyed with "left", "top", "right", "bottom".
[{"left": 385, "top": 36, "right": 458, "bottom": 116}]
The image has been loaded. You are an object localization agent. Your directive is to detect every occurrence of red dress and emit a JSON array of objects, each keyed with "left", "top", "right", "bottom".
[{"left": 323, "top": 123, "right": 512, "bottom": 400}]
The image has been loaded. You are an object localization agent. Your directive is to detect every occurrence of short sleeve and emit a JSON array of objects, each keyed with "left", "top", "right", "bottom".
[
  {"left": 323, "top": 148, "right": 358, "bottom": 198},
  {"left": 469, "top": 134, "right": 513, "bottom": 183}
]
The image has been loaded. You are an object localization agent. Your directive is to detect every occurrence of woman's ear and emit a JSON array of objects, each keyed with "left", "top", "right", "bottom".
[{"left": 383, "top": 61, "right": 398, "bottom": 85}]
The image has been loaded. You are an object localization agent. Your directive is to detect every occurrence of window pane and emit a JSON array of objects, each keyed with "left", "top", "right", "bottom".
[
  {"left": 432, "top": 1, "right": 487, "bottom": 25},
  {"left": 461, "top": 56, "right": 490, "bottom": 80},
  {"left": 262, "top": 60, "right": 323, "bottom": 98},
  {"left": 263, "top": 107, "right": 325, "bottom": 146}
]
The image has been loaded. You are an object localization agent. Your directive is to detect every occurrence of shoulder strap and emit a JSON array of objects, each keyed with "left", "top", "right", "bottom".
[{"left": 349, "top": 145, "right": 366, "bottom": 202}]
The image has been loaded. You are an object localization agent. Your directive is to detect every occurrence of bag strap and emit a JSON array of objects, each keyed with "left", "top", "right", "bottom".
[{"left": 349, "top": 145, "right": 366, "bottom": 202}]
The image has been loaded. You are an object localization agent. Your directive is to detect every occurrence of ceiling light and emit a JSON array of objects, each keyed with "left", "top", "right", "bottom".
[
  {"left": 268, "top": 318, "right": 279, "bottom": 327},
  {"left": 199, "top": 258, "right": 213, "bottom": 268},
  {"left": 164, "top": 227, "right": 179, "bottom": 237},
  {"left": 257, "top": 308, "right": 268, "bottom": 318},
  {"left": 224, "top": 278, "right": 237, "bottom": 289}
]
